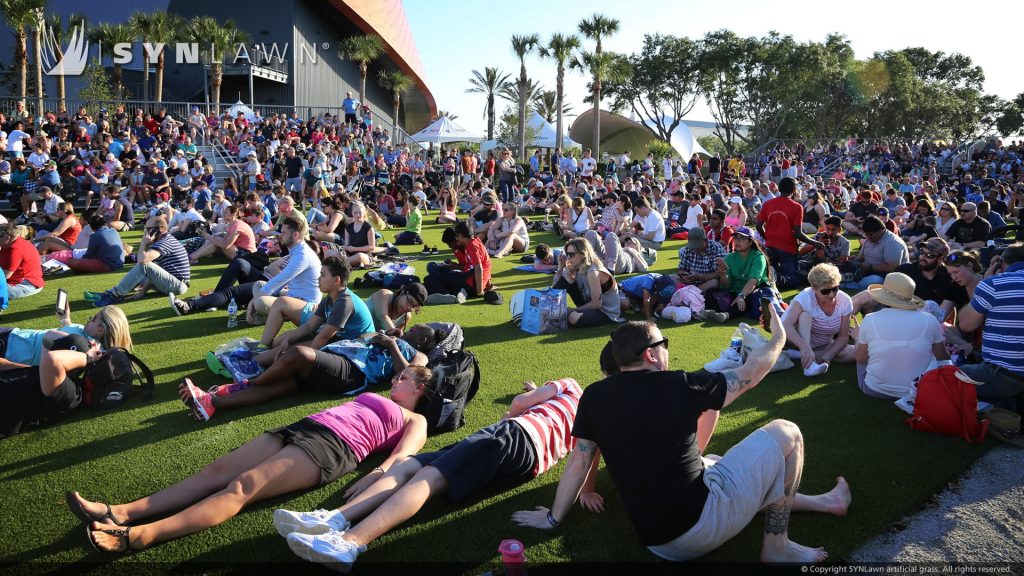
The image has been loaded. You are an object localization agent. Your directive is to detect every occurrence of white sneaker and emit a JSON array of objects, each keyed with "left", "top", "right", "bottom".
[
  {"left": 274, "top": 508, "right": 350, "bottom": 537},
  {"left": 287, "top": 529, "right": 364, "bottom": 573},
  {"left": 803, "top": 362, "right": 830, "bottom": 377},
  {"left": 785, "top": 349, "right": 803, "bottom": 361},
  {"left": 457, "top": 288, "right": 468, "bottom": 303},
  {"left": 425, "top": 293, "right": 459, "bottom": 305},
  {"left": 704, "top": 349, "right": 743, "bottom": 373}
]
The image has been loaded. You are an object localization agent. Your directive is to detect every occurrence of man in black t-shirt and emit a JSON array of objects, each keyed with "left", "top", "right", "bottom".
[
  {"left": 513, "top": 312, "right": 850, "bottom": 564},
  {"left": 851, "top": 237, "right": 967, "bottom": 319},
  {"left": 943, "top": 202, "right": 991, "bottom": 250},
  {"left": 843, "top": 190, "right": 880, "bottom": 235}
]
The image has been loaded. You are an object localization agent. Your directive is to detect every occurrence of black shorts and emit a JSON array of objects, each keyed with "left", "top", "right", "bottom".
[
  {"left": 413, "top": 420, "right": 537, "bottom": 502},
  {"left": 296, "top": 350, "right": 366, "bottom": 395},
  {"left": 0, "top": 367, "right": 81, "bottom": 437},
  {"left": 344, "top": 113, "right": 357, "bottom": 125},
  {"left": 266, "top": 418, "right": 359, "bottom": 485},
  {"left": 0, "top": 327, "right": 11, "bottom": 358}
]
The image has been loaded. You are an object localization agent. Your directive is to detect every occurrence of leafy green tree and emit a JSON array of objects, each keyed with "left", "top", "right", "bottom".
[
  {"left": 646, "top": 139, "right": 673, "bottom": 160},
  {"left": 129, "top": 11, "right": 183, "bottom": 104},
  {"left": 88, "top": 23, "right": 136, "bottom": 99},
  {"left": 994, "top": 94, "right": 1024, "bottom": 137},
  {"left": 1, "top": 0, "right": 47, "bottom": 103},
  {"left": 77, "top": 57, "right": 116, "bottom": 112},
  {"left": 187, "top": 16, "right": 248, "bottom": 112},
  {"left": 338, "top": 34, "right": 384, "bottom": 107},
  {"left": 466, "top": 67, "right": 512, "bottom": 141},
  {"left": 511, "top": 33, "right": 540, "bottom": 161},
  {"left": 533, "top": 89, "right": 572, "bottom": 124},
  {"left": 698, "top": 30, "right": 747, "bottom": 154},
  {"left": 577, "top": 13, "right": 620, "bottom": 157},
  {"left": 495, "top": 105, "right": 540, "bottom": 153},
  {"left": 604, "top": 34, "right": 702, "bottom": 144},
  {"left": 378, "top": 69, "right": 413, "bottom": 141},
  {"left": 539, "top": 32, "right": 580, "bottom": 151}
]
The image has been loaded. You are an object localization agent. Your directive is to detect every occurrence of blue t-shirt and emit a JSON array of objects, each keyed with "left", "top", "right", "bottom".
[
  {"left": 314, "top": 289, "right": 375, "bottom": 342},
  {"left": 342, "top": 98, "right": 360, "bottom": 114},
  {"left": 321, "top": 338, "right": 416, "bottom": 386},
  {"left": 4, "top": 324, "right": 90, "bottom": 366},
  {"left": 84, "top": 227, "right": 126, "bottom": 271},
  {"left": 194, "top": 188, "right": 211, "bottom": 211},
  {"left": 620, "top": 273, "right": 662, "bottom": 300}
]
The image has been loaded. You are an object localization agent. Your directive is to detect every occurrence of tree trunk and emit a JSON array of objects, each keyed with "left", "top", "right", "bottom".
[
  {"left": 486, "top": 94, "right": 494, "bottom": 141},
  {"left": 143, "top": 53, "right": 149, "bottom": 103},
  {"left": 392, "top": 93, "right": 400, "bottom": 143},
  {"left": 592, "top": 80, "right": 601, "bottom": 158},
  {"left": 359, "top": 62, "right": 367, "bottom": 106},
  {"left": 156, "top": 52, "right": 165, "bottom": 104},
  {"left": 517, "top": 65, "right": 527, "bottom": 161},
  {"left": 555, "top": 65, "right": 564, "bottom": 151},
  {"left": 34, "top": 26, "right": 43, "bottom": 118},
  {"left": 58, "top": 73, "right": 65, "bottom": 110},
  {"left": 16, "top": 30, "right": 27, "bottom": 102},
  {"left": 212, "top": 65, "right": 222, "bottom": 111}
]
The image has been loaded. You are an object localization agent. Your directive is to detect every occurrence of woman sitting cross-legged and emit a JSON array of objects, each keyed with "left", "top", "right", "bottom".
[
  {"left": 715, "top": 226, "right": 773, "bottom": 320},
  {"left": 187, "top": 205, "right": 256, "bottom": 264},
  {"left": 552, "top": 238, "right": 621, "bottom": 328},
  {"left": 72, "top": 366, "right": 431, "bottom": 553},
  {"left": 781, "top": 263, "right": 855, "bottom": 378},
  {"left": 178, "top": 325, "right": 439, "bottom": 422},
  {"left": 485, "top": 203, "right": 529, "bottom": 258}
]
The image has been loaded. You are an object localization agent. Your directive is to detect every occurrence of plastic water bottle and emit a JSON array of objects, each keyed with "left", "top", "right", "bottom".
[
  {"left": 730, "top": 329, "right": 743, "bottom": 356},
  {"left": 227, "top": 298, "right": 238, "bottom": 328},
  {"left": 498, "top": 539, "right": 527, "bottom": 576}
]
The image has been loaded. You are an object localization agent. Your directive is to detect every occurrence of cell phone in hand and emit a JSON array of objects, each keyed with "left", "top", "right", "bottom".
[
  {"left": 760, "top": 297, "right": 773, "bottom": 315},
  {"left": 55, "top": 288, "right": 68, "bottom": 316}
]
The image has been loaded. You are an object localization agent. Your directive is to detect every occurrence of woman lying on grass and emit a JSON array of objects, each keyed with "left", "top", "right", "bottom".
[
  {"left": 0, "top": 304, "right": 131, "bottom": 368},
  {"left": 70, "top": 366, "right": 431, "bottom": 553}
]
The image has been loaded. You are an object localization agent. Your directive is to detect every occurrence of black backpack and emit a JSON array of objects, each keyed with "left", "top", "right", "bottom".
[
  {"left": 422, "top": 350, "right": 480, "bottom": 434},
  {"left": 79, "top": 348, "right": 155, "bottom": 408}
]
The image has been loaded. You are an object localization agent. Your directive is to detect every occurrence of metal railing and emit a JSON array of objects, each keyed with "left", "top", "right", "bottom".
[{"left": 210, "top": 139, "right": 241, "bottom": 184}]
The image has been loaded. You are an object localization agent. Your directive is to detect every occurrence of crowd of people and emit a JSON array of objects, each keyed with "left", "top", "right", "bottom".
[{"left": 2, "top": 98, "right": 1024, "bottom": 569}]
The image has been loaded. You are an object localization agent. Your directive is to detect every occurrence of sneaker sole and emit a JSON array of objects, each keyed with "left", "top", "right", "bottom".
[
  {"left": 168, "top": 293, "right": 183, "bottom": 316},
  {"left": 273, "top": 510, "right": 348, "bottom": 538},
  {"left": 286, "top": 536, "right": 355, "bottom": 573},
  {"left": 183, "top": 378, "right": 212, "bottom": 422}
]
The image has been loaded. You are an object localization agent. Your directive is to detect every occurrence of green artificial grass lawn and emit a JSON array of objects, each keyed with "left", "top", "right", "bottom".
[{"left": 0, "top": 218, "right": 993, "bottom": 573}]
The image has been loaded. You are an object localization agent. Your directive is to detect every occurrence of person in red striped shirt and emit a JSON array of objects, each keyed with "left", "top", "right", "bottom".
[{"left": 277, "top": 377, "right": 584, "bottom": 571}]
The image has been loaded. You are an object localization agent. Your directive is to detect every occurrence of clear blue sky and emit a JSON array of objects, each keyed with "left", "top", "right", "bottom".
[{"left": 405, "top": 0, "right": 1020, "bottom": 135}]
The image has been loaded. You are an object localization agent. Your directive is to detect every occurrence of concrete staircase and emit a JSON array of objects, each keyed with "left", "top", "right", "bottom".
[{"left": 196, "top": 143, "right": 240, "bottom": 190}]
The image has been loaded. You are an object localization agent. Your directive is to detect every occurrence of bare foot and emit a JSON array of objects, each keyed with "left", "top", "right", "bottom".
[
  {"left": 69, "top": 492, "right": 122, "bottom": 524},
  {"left": 761, "top": 539, "right": 828, "bottom": 564},
  {"left": 822, "top": 476, "right": 852, "bottom": 517}
]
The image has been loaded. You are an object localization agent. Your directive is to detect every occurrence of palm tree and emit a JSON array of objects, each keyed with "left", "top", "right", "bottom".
[
  {"left": 129, "top": 10, "right": 182, "bottom": 104},
  {"left": 338, "top": 34, "right": 384, "bottom": 106},
  {"left": 1, "top": 0, "right": 47, "bottom": 103},
  {"left": 533, "top": 90, "right": 573, "bottom": 124},
  {"left": 466, "top": 67, "right": 511, "bottom": 141},
  {"left": 499, "top": 78, "right": 543, "bottom": 110},
  {"left": 44, "top": 12, "right": 86, "bottom": 110},
  {"left": 539, "top": 32, "right": 580, "bottom": 150},
  {"left": 437, "top": 110, "right": 458, "bottom": 121},
  {"left": 88, "top": 23, "right": 136, "bottom": 99},
  {"left": 577, "top": 13, "right": 620, "bottom": 157},
  {"left": 511, "top": 33, "right": 540, "bottom": 161},
  {"left": 377, "top": 69, "right": 413, "bottom": 142},
  {"left": 31, "top": 5, "right": 44, "bottom": 117},
  {"left": 188, "top": 16, "right": 248, "bottom": 112}
]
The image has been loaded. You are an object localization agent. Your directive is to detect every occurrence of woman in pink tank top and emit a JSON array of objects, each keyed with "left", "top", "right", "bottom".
[{"left": 73, "top": 366, "right": 432, "bottom": 553}]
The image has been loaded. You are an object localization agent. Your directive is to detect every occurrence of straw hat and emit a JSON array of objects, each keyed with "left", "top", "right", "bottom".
[
  {"left": 866, "top": 272, "right": 924, "bottom": 310},
  {"left": 986, "top": 408, "right": 1024, "bottom": 448}
]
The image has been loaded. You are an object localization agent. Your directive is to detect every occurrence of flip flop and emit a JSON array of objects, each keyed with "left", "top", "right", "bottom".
[
  {"left": 86, "top": 523, "right": 137, "bottom": 554},
  {"left": 205, "top": 352, "right": 232, "bottom": 379},
  {"left": 65, "top": 491, "right": 124, "bottom": 526}
]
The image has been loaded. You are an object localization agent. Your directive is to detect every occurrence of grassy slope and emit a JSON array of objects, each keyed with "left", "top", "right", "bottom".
[{"left": 0, "top": 219, "right": 990, "bottom": 571}]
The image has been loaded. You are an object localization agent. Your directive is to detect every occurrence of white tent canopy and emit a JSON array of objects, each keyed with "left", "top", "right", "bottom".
[
  {"left": 479, "top": 112, "right": 581, "bottom": 156},
  {"left": 227, "top": 101, "right": 257, "bottom": 121},
  {"left": 407, "top": 116, "right": 483, "bottom": 144}
]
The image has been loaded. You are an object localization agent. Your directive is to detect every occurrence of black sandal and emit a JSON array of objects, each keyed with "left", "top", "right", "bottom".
[
  {"left": 86, "top": 524, "right": 137, "bottom": 554},
  {"left": 66, "top": 491, "right": 124, "bottom": 526}
]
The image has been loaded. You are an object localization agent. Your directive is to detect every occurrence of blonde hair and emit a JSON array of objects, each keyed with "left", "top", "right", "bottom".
[
  {"left": 96, "top": 306, "right": 132, "bottom": 350},
  {"left": 571, "top": 197, "right": 585, "bottom": 210},
  {"left": 564, "top": 237, "right": 604, "bottom": 276},
  {"left": 807, "top": 263, "right": 841, "bottom": 289}
]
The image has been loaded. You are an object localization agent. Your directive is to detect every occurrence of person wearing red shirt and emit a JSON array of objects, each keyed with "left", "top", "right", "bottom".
[
  {"left": 0, "top": 224, "right": 44, "bottom": 298},
  {"left": 756, "top": 178, "right": 823, "bottom": 289},
  {"left": 424, "top": 222, "right": 491, "bottom": 303},
  {"left": 704, "top": 209, "right": 734, "bottom": 250}
]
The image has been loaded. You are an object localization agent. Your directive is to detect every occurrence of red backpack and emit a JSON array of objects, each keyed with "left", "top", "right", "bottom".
[{"left": 906, "top": 366, "right": 988, "bottom": 443}]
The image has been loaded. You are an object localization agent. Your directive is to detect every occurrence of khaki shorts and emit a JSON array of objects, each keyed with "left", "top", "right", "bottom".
[{"left": 648, "top": 429, "right": 787, "bottom": 562}]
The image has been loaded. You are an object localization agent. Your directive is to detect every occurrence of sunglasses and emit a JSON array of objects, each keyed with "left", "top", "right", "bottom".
[
  {"left": 919, "top": 251, "right": 939, "bottom": 260},
  {"left": 144, "top": 227, "right": 161, "bottom": 234},
  {"left": 564, "top": 250, "right": 579, "bottom": 257},
  {"left": 818, "top": 286, "right": 840, "bottom": 296},
  {"left": 640, "top": 338, "right": 670, "bottom": 352},
  {"left": 962, "top": 209, "right": 975, "bottom": 213}
]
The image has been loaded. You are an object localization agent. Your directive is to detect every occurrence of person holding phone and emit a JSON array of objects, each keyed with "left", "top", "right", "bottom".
[
  {"left": 0, "top": 302, "right": 131, "bottom": 368},
  {"left": 87, "top": 215, "right": 190, "bottom": 307}
]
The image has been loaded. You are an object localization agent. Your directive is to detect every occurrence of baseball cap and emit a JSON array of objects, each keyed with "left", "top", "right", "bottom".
[
  {"left": 922, "top": 237, "right": 949, "bottom": 255},
  {"left": 733, "top": 226, "right": 754, "bottom": 238},
  {"left": 687, "top": 227, "right": 707, "bottom": 249},
  {"left": 52, "top": 334, "right": 90, "bottom": 352},
  {"left": 876, "top": 207, "right": 889, "bottom": 216},
  {"left": 730, "top": 196, "right": 741, "bottom": 204},
  {"left": 404, "top": 282, "right": 428, "bottom": 306}
]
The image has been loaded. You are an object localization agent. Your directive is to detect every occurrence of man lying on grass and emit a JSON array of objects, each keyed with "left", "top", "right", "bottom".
[
  {"left": 179, "top": 324, "right": 439, "bottom": 422},
  {"left": 513, "top": 307, "right": 851, "bottom": 564},
  {"left": 73, "top": 366, "right": 432, "bottom": 553},
  {"left": 275, "top": 377, "right": 586, "bottom": 572}
]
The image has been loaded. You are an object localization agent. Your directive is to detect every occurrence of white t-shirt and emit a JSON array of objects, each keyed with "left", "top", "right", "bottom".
[
  {"left": 783, "top": 288, "right": 853, "bottom": 349},
  {"left": 27, "top": 151, "right": 49, "bottom": 169},
  {"left": 635, "top": 210, "right": 666, "bottom": 243},
  {"left": 663, "top": 158, "right": 673, "bottom": 180},
  {"left": 858, "top": 308, "right": 943, "bottom": 398},
  {"left": 580, "top": 157, "right": 597, "bottom": 177},
  {"left": 683, "top": 204, "right": 703, "bottom": 229},
  {"left": 7, "top": 129, "right": 30, "bottom": 152}
]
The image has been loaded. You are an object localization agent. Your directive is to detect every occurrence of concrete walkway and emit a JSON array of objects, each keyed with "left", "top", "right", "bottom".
[{"left": 851, "top": 445, "right": 1024, "bottom": 563}]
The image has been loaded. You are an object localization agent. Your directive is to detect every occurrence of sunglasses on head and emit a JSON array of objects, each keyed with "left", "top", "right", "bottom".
[{"left": 945, "top": 253, "right": 969, "bottom": 265}]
